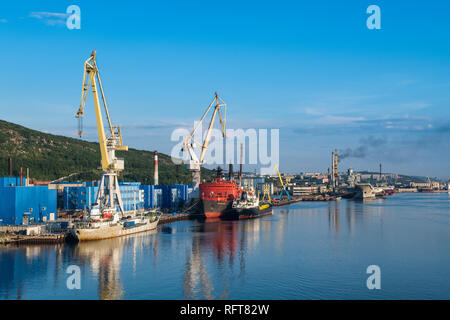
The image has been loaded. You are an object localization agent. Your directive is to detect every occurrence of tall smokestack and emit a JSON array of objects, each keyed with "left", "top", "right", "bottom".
[
  {"left": 8, "top": 157, "right": 12, "bottom": 177},
  {"left": 334, "top": 149, "right": 339, "bottom": 188},
  {"left": 20, "top": 167, "right": 23, "bottom": 186},
  {"left": 229, "top": 163, "right": 233, "bottom": 179},
  {"left": 379, "top": 163, "right": 382, "bottom": 180},
  {"left": 331, "top": 152, "right": 335, "bottom": 187},
  {"left": 239, "top": 143, "right": 243, "bottom": 186},
  {"left": 154, "top": 150, "right": 159, "bottom": 185}
]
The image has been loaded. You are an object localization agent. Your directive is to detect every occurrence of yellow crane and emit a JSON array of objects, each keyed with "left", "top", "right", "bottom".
[
  {"left": 274, "top": 164, "right": 291, "bottom": 202},
  {"left": 259, "top": 183, "right": 272, "bottom": 202},
  {"left": 75, "top": 50, "right": 128, "bottom": 216},
  {"left": 182, "top": 92, "right": 227, "bottom": 197}
]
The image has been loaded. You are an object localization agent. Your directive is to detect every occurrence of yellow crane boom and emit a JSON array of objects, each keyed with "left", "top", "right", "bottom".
[
  {"left": 74, "top": 51, "right": 127, "bottom": 215},
  {"left": 75, "top": 50, "right": 128, "bottom": 171},
  {"left": 274, "top": 164, "right": 291, "bottom": 201},
  {"left": 274, "top": 164, "right": 285, "bottom": 187}
]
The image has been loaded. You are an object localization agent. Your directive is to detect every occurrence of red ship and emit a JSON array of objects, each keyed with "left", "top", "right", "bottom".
[{"left": 199, "top": 178, "right": 242, "bottom": 218}]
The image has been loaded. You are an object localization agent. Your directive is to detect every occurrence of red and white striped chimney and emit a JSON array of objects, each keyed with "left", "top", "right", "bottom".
[{"left": 154, "top": 150, "right": 159, "bottom": 185}]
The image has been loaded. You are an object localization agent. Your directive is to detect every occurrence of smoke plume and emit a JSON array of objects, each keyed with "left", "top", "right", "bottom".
[{"left": 338, "top": 136, "right": 387, "bottom": 161}]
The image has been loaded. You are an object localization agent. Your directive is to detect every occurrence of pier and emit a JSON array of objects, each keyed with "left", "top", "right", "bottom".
[
  {"left": 273, "top": 194, "right": 341, "bottom": 206},
  {"left": 158, "top": 213, "right": 192, "bottom": 224},
  {"left": 0, "top": 233, "right": 66, "bottom": 245}
]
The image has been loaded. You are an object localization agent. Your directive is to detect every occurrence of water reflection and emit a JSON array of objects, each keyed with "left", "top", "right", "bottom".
[
  {"left": 181, "top": 216, "right": 273, "bottom": 299},
  {"left": 1, "top": 244, "right": 62, "bottom": 299},
  {"left": 328, "top": 202, "right": 340, "bottom": 234},
  {"left": 73, "top": 240, "right": 123, "bottom": 300},
  {"left": 65, "top": 230, "right": 157, "bottom": 299},
  {"left": 0, "top": 202, "right": 375, "bottom": 300},
  {"left": 2, "top": 194, "right": 449, "bottom": 299},
  {"left": 183, "top": 221, "right": 215, "bottom": 299}
]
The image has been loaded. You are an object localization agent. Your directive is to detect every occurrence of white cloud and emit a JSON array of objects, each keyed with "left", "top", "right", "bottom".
[
  {"left": 29, "top": 11, "right": 68, "bottom": 26},
  {"left": 303, "top": 107, "right": 325, "bottom": 116},
  {"left": 30, "top": 12, "right": 68, "bottom": 19},
  {"left": 401, "top": 101, "right": 432, "bottom": 111},
  {"left": 315, "top": 115, "right": 365, "bottom": 125}
]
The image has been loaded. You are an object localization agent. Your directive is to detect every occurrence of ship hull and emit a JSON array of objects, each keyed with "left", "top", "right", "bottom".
[
  {"left": 201, "top": 199, "right": 232, "bottom": 218},
  {"left": 199, "top": 178, "right": 242, "bottom": 218},
  {"left": 224, "top": 203, "right": 273, "bottom": 220},
  {"left": 69, "top": 217, "right": 159, "bottom": 242}
]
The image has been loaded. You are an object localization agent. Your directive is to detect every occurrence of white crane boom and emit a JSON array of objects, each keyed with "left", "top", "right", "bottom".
[{"left": 182, "top": 92, "right": 227, "bottom": 197}]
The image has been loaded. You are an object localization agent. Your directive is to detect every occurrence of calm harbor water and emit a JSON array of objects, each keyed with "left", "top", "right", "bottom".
[{"left": 1, "top": 192, "right": 450, "bottom": 300}]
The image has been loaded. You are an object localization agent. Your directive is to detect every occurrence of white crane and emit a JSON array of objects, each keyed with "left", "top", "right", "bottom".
[{"left": 182, "top": 92, "right": 227, "bottom": 198}]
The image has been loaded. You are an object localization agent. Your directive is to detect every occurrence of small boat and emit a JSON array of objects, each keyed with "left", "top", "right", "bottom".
[
  {"left": 69, "top": 206, "right": 161, "bottom": 241},
  {"left": 224, "top": 189, "right": 272, "bottom": 220}
]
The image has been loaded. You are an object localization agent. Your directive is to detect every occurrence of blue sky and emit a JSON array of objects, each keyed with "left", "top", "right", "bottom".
[{"left": 0, "top": 1, "right": 449, "bottom": 178}]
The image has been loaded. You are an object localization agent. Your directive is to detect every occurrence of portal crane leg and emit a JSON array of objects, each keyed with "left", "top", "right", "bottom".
[
  {"left": 94, "top": 173, "right": 124, "bottom": 214},
  {"left": 191, "top": 169, "right": 201, "bottom": 198}
]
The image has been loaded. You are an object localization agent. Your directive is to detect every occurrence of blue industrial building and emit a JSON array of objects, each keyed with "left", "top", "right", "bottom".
[
  {"left": 62, "top": 182, "right": 144, "bottom": 212},
  {"left": 63, "top": 185, "right": 98, "bottom": 211},
  {"left": 63, "top": 183, "right": 193, "bottom": 211},
  {"left": 241, "top": 176, "right": 266, "bottom": 190},
  {"left": 120, "top": 182, "right": 144, "bottom": 211},
  {"left": 162, "top": 184, "right": 193, "bottom": 209},
  {"left": 140, "top": 185, "right": 163, "bottom": 209},
  {"left": 0, "top": 176, "right": 194, "bottom": 226},
  {"left": 140, "top": 184, "right": 193, "bottom": 209},
  {"left": 0, "top": 177, "right": 26, "bottom": 187},
  {"left": 0, "top": 186, "right": 57, "bottom": 225}
]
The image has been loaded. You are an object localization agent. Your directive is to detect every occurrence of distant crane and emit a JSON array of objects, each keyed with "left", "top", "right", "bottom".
[
  {"left": 182, "top": 92, "right": 227, "bottom": 198},
  {"left": 260, "top": 183, "right": 272, "bottom": 203},
  {"left": 274, "top": 164, "right": 291, "bottom": 202},
  {"left": 75, "top": 50, "right": 128, "bottom": 217}
]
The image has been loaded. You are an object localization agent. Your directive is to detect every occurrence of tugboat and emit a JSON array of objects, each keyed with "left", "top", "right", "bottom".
[{"left": 224, "top": 189, "right": 272, "bottom": 220}]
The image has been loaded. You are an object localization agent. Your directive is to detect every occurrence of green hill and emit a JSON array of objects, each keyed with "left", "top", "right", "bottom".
[{"left": 0, "top": 119, "right": 214, "bottom": 185}]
